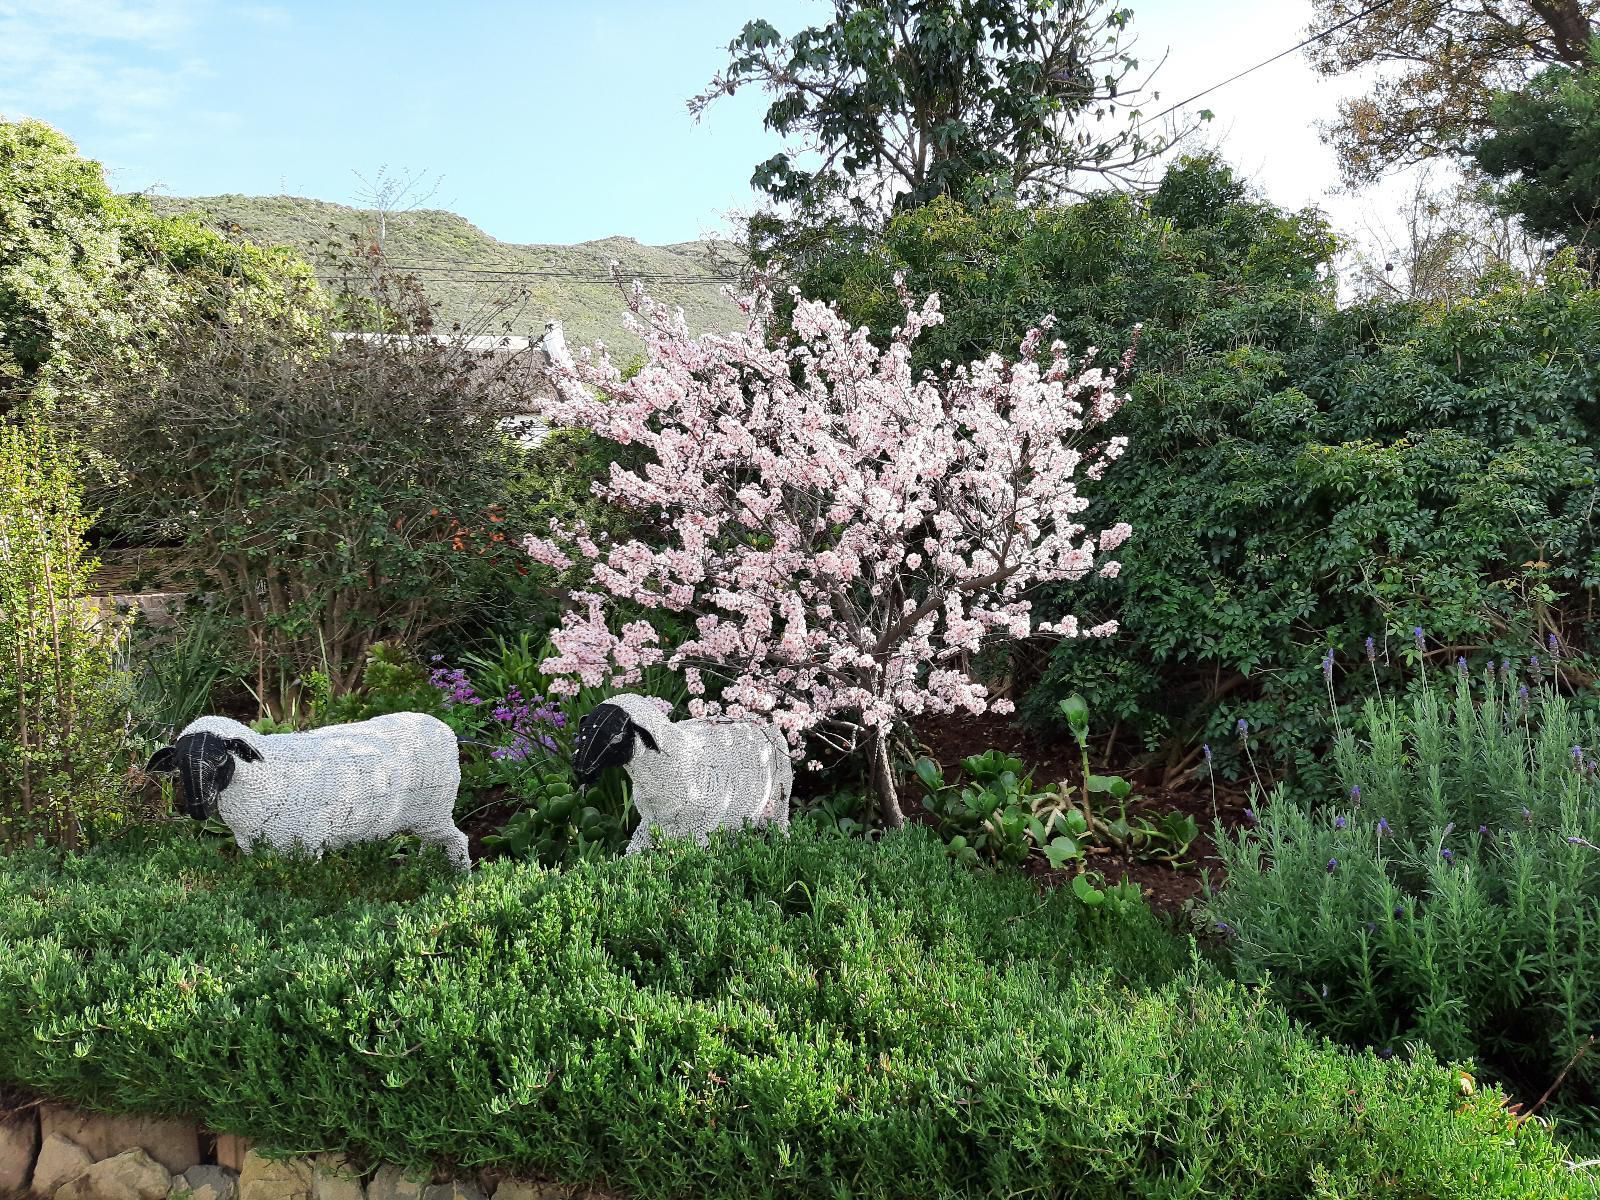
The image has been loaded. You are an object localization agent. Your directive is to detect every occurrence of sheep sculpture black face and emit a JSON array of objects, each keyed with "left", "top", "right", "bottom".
[
  {"left": 572, "top": 702, "right": 659, "bottom": 787},
  {"left": 146, "top": 732, "right": 263, "bottom": 820}
]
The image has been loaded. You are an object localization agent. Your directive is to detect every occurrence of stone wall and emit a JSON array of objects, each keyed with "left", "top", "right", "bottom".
[{"left": 0, "top": 1103, "right": 610, "bottom": 1200}]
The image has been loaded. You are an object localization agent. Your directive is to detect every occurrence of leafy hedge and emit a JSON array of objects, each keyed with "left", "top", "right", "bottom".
[{"left": 0, "top": 828, "right": 1591, "bottom": 1198}]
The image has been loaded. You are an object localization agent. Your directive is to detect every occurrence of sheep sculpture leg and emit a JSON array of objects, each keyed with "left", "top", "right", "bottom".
[{"left": 415, "top": 822, "right": 471, "bottom": 872}]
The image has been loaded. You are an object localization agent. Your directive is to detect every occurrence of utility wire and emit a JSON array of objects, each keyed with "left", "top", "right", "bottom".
[
  {"left": 1145, "top": 0, "right": 1405, "bottom": 125},
  {"left": 367, "top": 5, "right": 1417, "bottom": 284}
]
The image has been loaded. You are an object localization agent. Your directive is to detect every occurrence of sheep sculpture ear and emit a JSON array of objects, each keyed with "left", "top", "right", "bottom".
[
  {"left": 145, "top": 746, "right": 178, "bottom": 774},
  {"left": 630, "top": 721, "right": 659, "bottom": 753},
  {"left": 222, "top": 738, "right": 263, "bottom": 763}
]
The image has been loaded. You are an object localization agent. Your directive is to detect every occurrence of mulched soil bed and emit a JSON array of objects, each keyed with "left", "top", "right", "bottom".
[{"left": 912, "top": 712, "right": 1253, "bottom": 920}]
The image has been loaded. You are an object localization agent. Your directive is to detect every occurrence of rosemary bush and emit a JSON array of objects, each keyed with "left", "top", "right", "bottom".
[
  {"left": 1211, "top": 660, "right": 1600, "bottom": 1134},
  {"left": 0, "top": 827, "right": 1590, "bottom": 1199},
  {"left": 0, "top": 420, "right": 131, "bottom": 847}
]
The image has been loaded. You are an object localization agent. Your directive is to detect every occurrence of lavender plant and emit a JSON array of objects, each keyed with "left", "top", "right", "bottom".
[{"left": 1210, "top": 649, "right": 1600, "bottom": 1138}]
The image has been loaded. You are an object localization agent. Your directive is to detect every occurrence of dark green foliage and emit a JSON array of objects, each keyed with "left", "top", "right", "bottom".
[
  {"left": 1, "top": 118, "right": 315, "bottom": 416},
  {"left": 0, "top": 827, "right": 1590, "bottom": 1198},
  {"left": 1475, "top": 56, "right": 1600, "bottom": 249},
  {"left": 793, "top": 154, "right": 1600, "bottom": 789},
  {"left": 1211, "top": 668, "right": 1600, "bottom": 1140}
]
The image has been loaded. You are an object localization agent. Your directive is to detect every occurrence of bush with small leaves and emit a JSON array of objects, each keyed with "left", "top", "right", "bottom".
[
  {"left": 1211, "top": 661, "right": 1600, "bottom": 1145},
  {"left": 0, "top": 827, "right": 1592, "bottom": 1198}
]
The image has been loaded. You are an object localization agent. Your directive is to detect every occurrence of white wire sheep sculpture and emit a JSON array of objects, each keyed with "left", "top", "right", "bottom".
[
  {"left": 572, "top": 693, "right": 792, "bottom": 853},
  {"left": 145, "top": 712, "right": 469, "bottom": 870}
]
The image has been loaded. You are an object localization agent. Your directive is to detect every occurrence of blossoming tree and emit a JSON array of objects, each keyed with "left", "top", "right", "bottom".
[{"left": 525, "top": 279, "right": 1133, "bottom": 826}]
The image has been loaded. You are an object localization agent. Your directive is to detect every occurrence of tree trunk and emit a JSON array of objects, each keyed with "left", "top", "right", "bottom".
[{"left": 871, "top": 729, "right": 905, "bottom": 829}]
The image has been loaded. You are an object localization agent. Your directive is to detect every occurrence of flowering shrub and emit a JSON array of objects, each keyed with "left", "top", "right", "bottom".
[
  {"left": 527, "top": 280, "right": 1133, "bottom": 822},
  {"left": 1211, "top": 658, "right": 1600, "bottom": 1136}
]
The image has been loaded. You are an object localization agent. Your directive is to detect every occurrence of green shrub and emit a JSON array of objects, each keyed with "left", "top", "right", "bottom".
[
  {"left": 76, "top": 262, "right": 544, "bottom": 720},
  {"left": 0, "top": 419, "right": 132, "bottom": 847},
  {"left": 1210, "top": 664, "right": 1600, "bottom": 1140},
  {"left": 0, "top": 827, "right": 1590, "bottom": 1198}
]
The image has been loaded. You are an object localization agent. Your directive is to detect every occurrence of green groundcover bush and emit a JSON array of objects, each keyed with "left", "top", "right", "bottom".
[{"left": 0, "top": 828, "right": 1591, "bottom": 1199}]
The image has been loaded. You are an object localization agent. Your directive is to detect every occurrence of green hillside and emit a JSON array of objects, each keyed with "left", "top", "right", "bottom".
[{"left": 145, "top": 194, "right": 747, "bottom": 358}]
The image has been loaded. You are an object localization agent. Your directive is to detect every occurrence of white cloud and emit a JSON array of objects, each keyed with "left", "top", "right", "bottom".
[{"left": 0, "top": 0, "right": 217, "bottom": 137}]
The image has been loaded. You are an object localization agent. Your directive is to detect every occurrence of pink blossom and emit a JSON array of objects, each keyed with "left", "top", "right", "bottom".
[{"left": 527, "top": 279, "right": 1132, "bottom": 773}]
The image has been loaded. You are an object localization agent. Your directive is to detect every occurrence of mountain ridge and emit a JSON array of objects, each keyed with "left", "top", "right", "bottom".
[{"left": 144, "top": 193, "right": 747, "bottom": 358}]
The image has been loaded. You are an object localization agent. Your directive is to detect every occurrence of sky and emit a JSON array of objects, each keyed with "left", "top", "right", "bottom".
[{"left": 0, "top": 0, "right": 1414, "bottom": 249}]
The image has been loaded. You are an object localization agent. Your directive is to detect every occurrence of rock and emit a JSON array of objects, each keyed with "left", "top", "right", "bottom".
[
  {"left": 41, "top": 1109, "right": 201, "bottom": 1176},
  {"left": 174, "top": 1166, "right": 238, "bottom": 1200},
  {"left": 237, "top": 1153, "right": 311, "bottom": 1200},
  {"left": 0, "top": 1110, "right": 40, "bottom": 1194},
  {"left": 56, "top": 1149, "right": 172, "bottom": 1200},
  {"left": 421, "top": 1185, "right": 482, "bottom": 1200},
  {"left": 211, "top": 1138, "right": 250, "bottom": 1175},
  {"left": 32, "top": 1134, "right": 94, "bottom": 1197},
  {"left": 363, "top": 1167, "right": 424, "bottom": 1200},
  {"left": 490, "top": 1184, "right": 568, "bottom": 1200},
  {"left": 311, "top": 1156, "right": 362, "bottom": 1200}
]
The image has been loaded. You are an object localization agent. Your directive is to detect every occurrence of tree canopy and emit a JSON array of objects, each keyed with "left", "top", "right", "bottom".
[
  {"left": 1305, "top": 0, "right": 1599, "bottom": 184},
  {"left": 693, "top": 0, "right": 1194, "bottom": 223},
  {"left": 1474, "top": 56, "right": 1600, "bottom": 248}
]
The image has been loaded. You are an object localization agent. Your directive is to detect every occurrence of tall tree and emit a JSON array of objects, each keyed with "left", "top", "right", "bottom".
[
  {"left": 692, "top": 0, "right": 1195, "bottom": 222},
  {"left": 1306, "top": 0, "right": 1599, "bottom": 184},
  {"left": 1474, "top": 58, "right": 1600, "bottom": 249}
]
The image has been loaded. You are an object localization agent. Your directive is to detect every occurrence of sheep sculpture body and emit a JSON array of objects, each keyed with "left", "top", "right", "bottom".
[
  {"left": 572, "top": 693, "right": 792, "bottom": 854},
  {"left": 146, "top": 712, "right": 469, "bottom": 870}
]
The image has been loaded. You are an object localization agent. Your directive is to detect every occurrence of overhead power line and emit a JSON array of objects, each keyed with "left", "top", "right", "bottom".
[{"left": 1145, "top": 0, "right": 1405, "bottom": 125}]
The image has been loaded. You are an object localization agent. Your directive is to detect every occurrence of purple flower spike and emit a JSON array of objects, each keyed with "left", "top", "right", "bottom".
[
  {"left": 1215, "top": 921, "right": 1231, "bottom": 934},
  {"left": 1575, "top": 746, "right": 1586, "bottom": 766},
  {"left": 1378, "top": 818, "right": 1390, "bottom": 834},
  {"left": 1457, "top": 656, "right": 1468, "bottom": 675},
  {"left": 1322, "top": 649, "right": 1335, "bottom": 682},
  {"left": 1478, "top": 825, "right": 1487, "bottom": 835},
  {"left": 1327, "top": 858, "right": 1339, "bottom": 873},
  {"left": 1365, "top": 636, "right": 1377, "bottom": 661},
  {"left": 1569, "top": 836, "right": 1584, "bottom": 845},
  {"left": 1244, "top": 808, "right": 1258, "bottom": 825},
  {"left": 1413, "top": 626, "right": 1425, "bottom": 647},
  {"left": 1550, "top": 632, "right": 1560, "bottom": 653},
  {"left": 1351, "top": 784, "right": 1361, "bottom": 802},
  {"left": 1237, "top": 717, "right": 1249, "bottom": 737},
  {"left": 1203, "top": 743, "right": 1212, "bottom": 762},
  {"left": 1334, "top": 816, "right": 1347, "bottom": 830},
  {"left": 1531, "top": 654, "right": 1541, "bottom": 671},
  {"left": 1394, "top": 905, "right": 1406, "bottom": 919},
  {"left": 1518, "top": 685, "right": 1530, "bottom": 704},
  {"left": 1441, "top": 847, "right": 1455, "bottom": 863}
]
